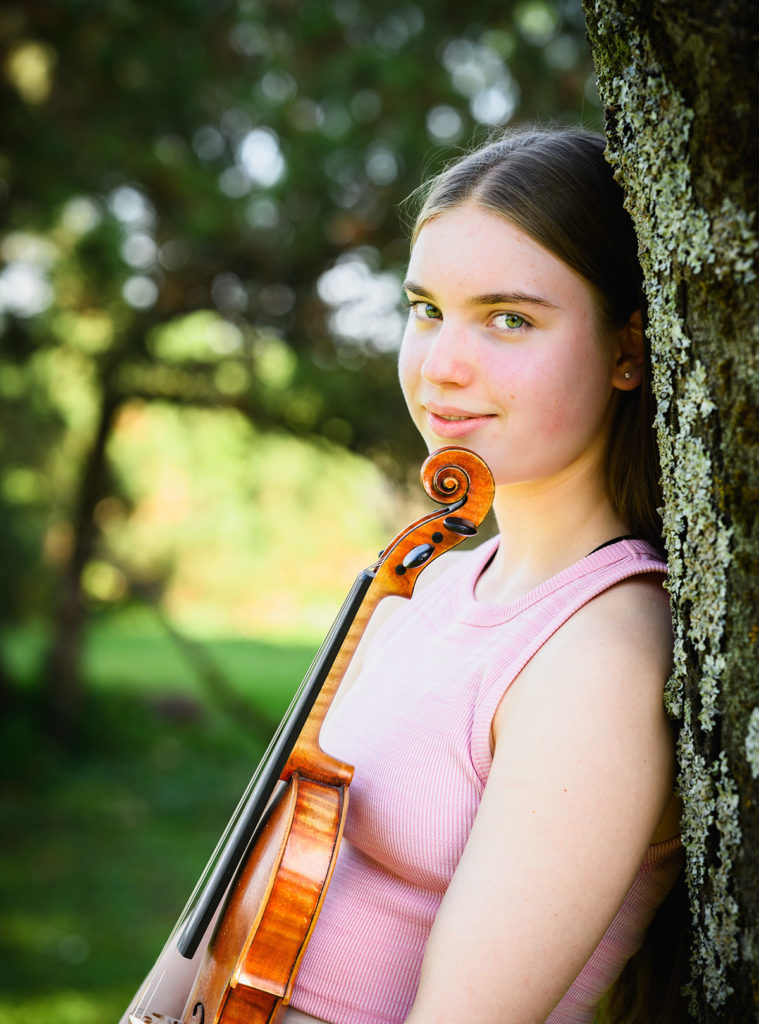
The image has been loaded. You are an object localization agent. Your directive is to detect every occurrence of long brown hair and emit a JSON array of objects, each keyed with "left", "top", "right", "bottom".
[{"left": 406, "top": 128, "right": 663, "bottom": 549}]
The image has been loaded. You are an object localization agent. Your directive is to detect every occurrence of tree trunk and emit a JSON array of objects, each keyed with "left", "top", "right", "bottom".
[
  {"left": 43, "top": 387, "right": 120, "bottom": 734},
  {"left": 583, "top": 1, "right": 759, "bottom": 1019}
]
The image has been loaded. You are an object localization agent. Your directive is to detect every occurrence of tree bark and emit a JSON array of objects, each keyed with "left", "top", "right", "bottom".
[{"left": 583, "top": 1, "right": 759, "bottom": 1019}]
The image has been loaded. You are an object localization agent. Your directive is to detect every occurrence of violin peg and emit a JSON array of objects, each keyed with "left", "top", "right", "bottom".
[{"left": 442, "top": 515, "right": 478, "bottom": 536}]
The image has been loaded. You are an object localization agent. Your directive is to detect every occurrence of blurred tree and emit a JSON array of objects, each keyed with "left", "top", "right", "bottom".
[{"left": 0, "top": 0, "right": 600, "bottom": 725}]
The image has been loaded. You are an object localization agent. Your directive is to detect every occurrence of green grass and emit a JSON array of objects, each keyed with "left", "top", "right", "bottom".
[
  {"left": 3, "top": 609, "right": 318, "bottom": 705},
  {"left": 0, "top": 617, "right": 318, "bottom": 1024}
]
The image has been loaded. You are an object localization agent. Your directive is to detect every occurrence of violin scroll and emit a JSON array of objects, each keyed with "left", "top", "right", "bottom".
[
  {"left": 372, "top": 446, "right": 494, "bottom": 600},
  {"left": 423, "top": 446, "right": 485, "bottom": 502}
]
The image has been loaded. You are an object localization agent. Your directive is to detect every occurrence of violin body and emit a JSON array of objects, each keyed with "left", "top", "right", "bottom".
[
  {"left": 125, "top": 446, "right": 494, "bottom": 1024},
  {"left": 186, "top": 773, "right": 348, "bottom": 1023}
]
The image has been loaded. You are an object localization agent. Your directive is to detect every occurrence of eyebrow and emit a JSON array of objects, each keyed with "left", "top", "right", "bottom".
[{"left": 402, "top": 280, "right": 558, "bottom": 309}]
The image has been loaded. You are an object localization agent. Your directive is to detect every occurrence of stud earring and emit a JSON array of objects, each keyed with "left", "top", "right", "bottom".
[{"left": 624, "top": 371, "right": 632, "bottom": 379}]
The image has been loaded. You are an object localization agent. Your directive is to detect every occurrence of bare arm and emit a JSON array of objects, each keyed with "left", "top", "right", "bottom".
[{"left": 405, "top": 576, "right": 675, "bottom": 1024}]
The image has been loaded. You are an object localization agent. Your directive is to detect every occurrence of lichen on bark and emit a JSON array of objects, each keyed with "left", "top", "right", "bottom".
[{"left": 583, "top": 0, "right": 759, "bottom": 1017}]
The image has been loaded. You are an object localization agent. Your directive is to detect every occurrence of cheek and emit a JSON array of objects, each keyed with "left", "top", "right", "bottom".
[
  {"left": 504, "top": 342, "right": 612, "bottom": 436},
  {"left": 397, "top": 330, "right": 422, "bottom": 404},
  {"left": 538, "top": 354, "right": 614, "bottom": 439},
  {"left": 492, "top": 346, "right": 558, "bottom": 413}
]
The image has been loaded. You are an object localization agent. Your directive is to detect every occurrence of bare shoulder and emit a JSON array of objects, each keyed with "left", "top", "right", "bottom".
[
  {"left": 494, "top": 572, "right": 674, "bottom": 746},
  {"left": 546, "top": 572, "right": 670, "bottom": 678},
  {"left": 580, "top": 567, "right": 670, "bottom": 632},
  {"left": 569, "top": 573, "right": 673, "bottom": 682}
]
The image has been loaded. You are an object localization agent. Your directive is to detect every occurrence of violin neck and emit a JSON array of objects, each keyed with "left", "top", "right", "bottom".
[{"left": 175, "top": 567, "right": 375, "bottom": 959}]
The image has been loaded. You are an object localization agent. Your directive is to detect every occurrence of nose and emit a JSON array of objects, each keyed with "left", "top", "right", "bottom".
[{"left": 420, "top": 322, "right": 473, "bottom": 387}]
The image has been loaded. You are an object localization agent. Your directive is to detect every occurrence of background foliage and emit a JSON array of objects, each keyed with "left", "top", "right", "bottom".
[{"left": 0, "top": 1, "right": 599, "bottom": 1020}]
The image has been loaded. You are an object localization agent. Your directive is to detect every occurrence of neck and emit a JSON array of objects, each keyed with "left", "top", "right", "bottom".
[{"left": 476, "top": 460, "right": 627, "bottom": 605}]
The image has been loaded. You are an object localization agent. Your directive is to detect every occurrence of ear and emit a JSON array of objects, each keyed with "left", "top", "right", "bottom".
[{"left": 611, "top": 309, "right": 644, "bottom": 391}]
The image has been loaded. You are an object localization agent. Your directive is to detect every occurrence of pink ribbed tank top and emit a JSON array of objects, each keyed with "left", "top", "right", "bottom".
[{"left": 289, "top": 537, "right": 682, "bottom": 1024}]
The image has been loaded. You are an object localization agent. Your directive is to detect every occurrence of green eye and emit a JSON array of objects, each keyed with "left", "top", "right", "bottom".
[
  {"left": 495, "top": 312, "right": 526, "bottom": 330},
  {"left": 408, "top": 300, "right": 442, "bottom": 321}
]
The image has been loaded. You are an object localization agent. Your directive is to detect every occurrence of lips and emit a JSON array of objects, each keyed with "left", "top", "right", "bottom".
[{"left": 423, "top": 403, "right": 495, "bottom": 439}]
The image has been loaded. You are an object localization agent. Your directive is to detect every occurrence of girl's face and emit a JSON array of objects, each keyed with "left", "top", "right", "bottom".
[{"left": 398, "top": 203, "right": 623, "bottom": 491}]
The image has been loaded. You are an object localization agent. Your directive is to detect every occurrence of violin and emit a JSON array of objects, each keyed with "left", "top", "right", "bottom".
[{"left": 124, "top": 445, "right": 494, "bottom": 1024}]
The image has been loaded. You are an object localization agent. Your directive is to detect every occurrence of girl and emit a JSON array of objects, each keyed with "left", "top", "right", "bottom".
[{"left": 282, "top": 128, "right": 684, "bottom": 1024}]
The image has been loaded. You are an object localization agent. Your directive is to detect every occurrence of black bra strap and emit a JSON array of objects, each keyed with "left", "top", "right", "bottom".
[{"left": 587, "top": 535, "right": 637, "bottom": 556}]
